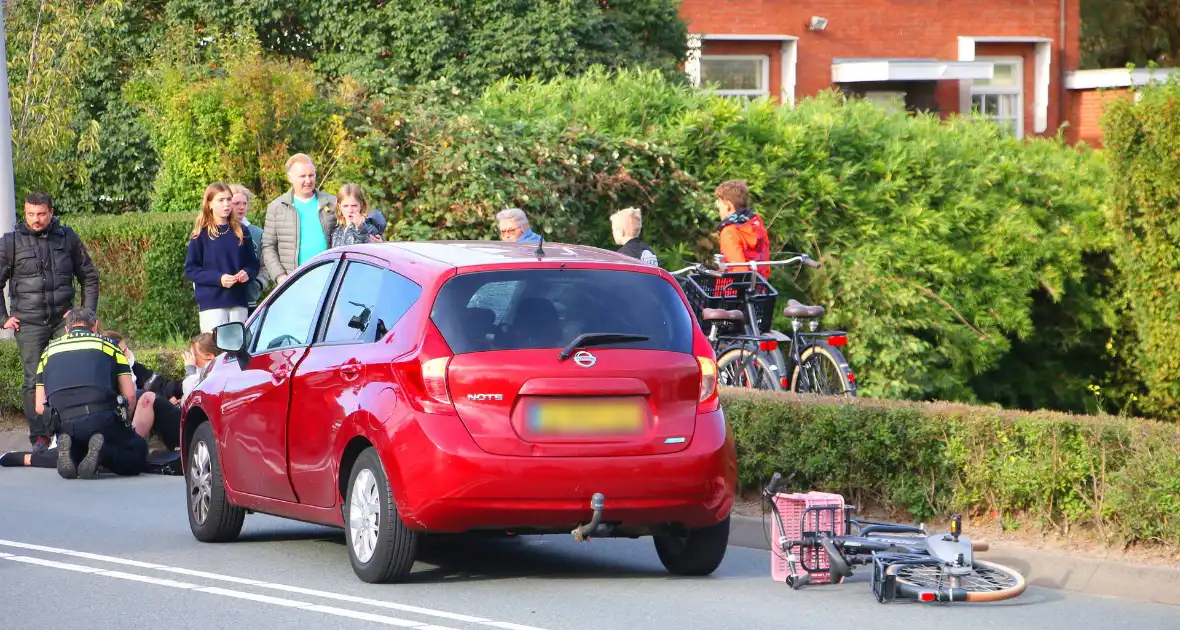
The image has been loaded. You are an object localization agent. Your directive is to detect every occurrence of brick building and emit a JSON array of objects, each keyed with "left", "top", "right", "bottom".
[{"left": 678, "top": 0, "right": 1170, "bottom": 146}]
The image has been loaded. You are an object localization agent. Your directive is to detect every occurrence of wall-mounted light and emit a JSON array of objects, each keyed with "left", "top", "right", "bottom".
[{"left": 809, "top": 16, "right": 828, "bottom": 31}]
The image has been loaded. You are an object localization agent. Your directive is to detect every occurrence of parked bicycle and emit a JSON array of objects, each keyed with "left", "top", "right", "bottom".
[
  {"left": 761, "top": 472, "right": 1026, "bottom": 603},
  {"left": 669, "top": 254, "right": 856, "bottom": 396},
  {"left": 669, "top": 260, "right": 778, "bottom": 389}
]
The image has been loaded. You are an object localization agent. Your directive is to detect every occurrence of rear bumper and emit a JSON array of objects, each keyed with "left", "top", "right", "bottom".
[{"left": 384, "top": 408, "right": 737, "bottom": 533}]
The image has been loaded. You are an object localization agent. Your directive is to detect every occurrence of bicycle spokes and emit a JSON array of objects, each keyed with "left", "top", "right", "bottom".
[{"left": 796, "top": 350, "right": 845, "bottom": 395}]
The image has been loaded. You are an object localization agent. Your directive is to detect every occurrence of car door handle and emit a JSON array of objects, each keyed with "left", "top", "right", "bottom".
[
  {"left": 340, "top": 363, "right": 362, "bottom": 381},
  {"left": 272, "top": 366, "right": 290, "bottom": 384}
]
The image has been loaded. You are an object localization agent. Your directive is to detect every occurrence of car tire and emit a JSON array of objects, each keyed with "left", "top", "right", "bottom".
[
  {"left": 187, "top": 421, "right": 246, "bottom": 543},
  {"left": 345, "top": 447, "right": 419, "bottom": 583},
  {"left": 653, "top": 515, "right": 731, "bottom": 576}
]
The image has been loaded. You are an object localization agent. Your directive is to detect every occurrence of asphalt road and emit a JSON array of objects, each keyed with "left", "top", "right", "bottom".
[{"left": 2, "top": 467, "right": 1179, "bottom": 630}]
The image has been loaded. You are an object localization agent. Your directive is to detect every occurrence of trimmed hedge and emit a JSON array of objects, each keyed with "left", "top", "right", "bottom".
[
  {"left": 0, "top": 340, "right": 186, "bottom": 417},
  {"left": 61, "top": 210, "right": 265, "bottom": 344},
  {"left": 1102, "top": 73, "right": 1180, "bottom": 418},
  {"left": 66, "top": 213, "right": 196, "bottom": 343},
  {"left": 722, "top": 388, "right": 1180, "bottom": 547}
]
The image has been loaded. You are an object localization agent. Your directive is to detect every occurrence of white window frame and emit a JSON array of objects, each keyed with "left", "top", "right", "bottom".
[
  {"left": 970, "top": 56, "right": 1024, "bottom": 139},
  {"left": 699, "top": 54, "right": 771, "bottom": 98}
]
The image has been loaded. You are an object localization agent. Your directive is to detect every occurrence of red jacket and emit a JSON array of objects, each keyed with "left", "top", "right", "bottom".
[{"left": 719, "top": 212, "right": 771, "bottom": 277}]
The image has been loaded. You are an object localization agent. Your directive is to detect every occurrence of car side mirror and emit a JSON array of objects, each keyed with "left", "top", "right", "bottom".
[{"left": 214, "top": 322, "right": 247, "bottom": 354}]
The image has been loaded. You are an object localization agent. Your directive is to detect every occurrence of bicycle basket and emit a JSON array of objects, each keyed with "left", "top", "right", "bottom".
[
  {"left": 679, "top": 271, "right": 778, "bottom": 334},
  {"left": 769, "top": 491, "right": 847, "bottom": 585}
]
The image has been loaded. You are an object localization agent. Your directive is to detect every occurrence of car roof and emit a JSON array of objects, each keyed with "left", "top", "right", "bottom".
[{"left": 339, "top": 240, "right": 651, "bottom": 271}]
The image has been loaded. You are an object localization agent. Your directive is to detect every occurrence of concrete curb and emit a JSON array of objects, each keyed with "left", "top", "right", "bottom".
[{"left": 730, "top": 514, "right": 1180, "bottom": 607}]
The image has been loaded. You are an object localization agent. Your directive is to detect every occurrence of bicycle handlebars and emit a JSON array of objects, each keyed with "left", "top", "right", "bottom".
[
  {"left": 764, "top": 472, "right": 784, "bottom": 496},
  {"left": 716, "top": 254, "right": 821, "bottom": 270},
  {"left": 669, "top": 254, "right": 821, "bottom": 277}
]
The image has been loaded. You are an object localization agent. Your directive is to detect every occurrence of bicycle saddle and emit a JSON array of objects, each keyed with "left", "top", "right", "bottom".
[
  {"left": 701, "top": 308, "right": 745, "bottom": 322},
  {"left": 783, "top": 299, "right": 825, "bottom": 318}
]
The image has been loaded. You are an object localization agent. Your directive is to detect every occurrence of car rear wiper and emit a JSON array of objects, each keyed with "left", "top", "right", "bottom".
[{"left": 557, "top": 332, "right": 651, "bottom": 361}]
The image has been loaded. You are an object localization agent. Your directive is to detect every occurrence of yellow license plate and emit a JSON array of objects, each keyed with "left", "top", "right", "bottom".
[{"left": 526, "top": 399, "right": 644, "bottom": 435}]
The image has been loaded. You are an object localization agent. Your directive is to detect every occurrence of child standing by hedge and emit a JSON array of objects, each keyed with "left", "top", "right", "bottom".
[
  {"left": 185, "top": 183, "right": 260, "bottom": 333},
  {"left": 330, "top": 184, "right": 383, "bottom": 248},
  {"left": 714, "top": 179, "right": 771, "bottom": 277}
]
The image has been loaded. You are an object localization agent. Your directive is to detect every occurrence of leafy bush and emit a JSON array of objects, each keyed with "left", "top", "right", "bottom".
[
  {"left": 124, "top": 24, "right": 349, "bottom": 213},
  {"left": 61, "top": 211, "right": 257, "bottom": 344},
  {"left": 64, "top": 213, "right": 199, "bottom": 343},
  {"left": 334, "top": 78, "right": 713, "bottom": 251},
  {"left": 351, "top": 69, "right": 1114, "bottom": 407},
  {"left": 166, "top": 0, "right": 690, "bottom": 93},
  {"left": 4, "top": 0, "right": 124, "bottom": 200},
  {"left": 0, "top": 340, "right": 185, "bottom": 417},
  {"left": 1101, "top": 74, "right": 1180, "bottom": 418},
  {"left": 723, "top": 388, "right": 1180, "bottom": 546}
]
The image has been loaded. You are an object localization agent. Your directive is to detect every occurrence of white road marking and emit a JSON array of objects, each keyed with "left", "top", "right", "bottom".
[
  {"left": 5, "top": 554, "right": 455, "bottom": 629},
  {"left": 0, "top": 538, "right": 551, "bottom": 630}
]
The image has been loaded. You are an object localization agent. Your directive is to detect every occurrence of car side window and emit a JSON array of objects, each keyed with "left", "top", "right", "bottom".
[
  {"left": 322, "top": 262, "right": 422, "bottom": 344},
  {"left": 254, "top": 263, "right": 336, "bottom": 351}
]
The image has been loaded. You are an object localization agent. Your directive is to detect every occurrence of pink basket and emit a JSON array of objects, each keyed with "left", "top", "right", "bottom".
[{"left": 768, "top": 491, "right": 847, "bottom": 584}]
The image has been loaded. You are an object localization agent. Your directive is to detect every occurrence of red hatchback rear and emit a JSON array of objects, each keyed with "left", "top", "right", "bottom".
[{"left": 180, "top": 241, "right": 737, "bottom": 583}]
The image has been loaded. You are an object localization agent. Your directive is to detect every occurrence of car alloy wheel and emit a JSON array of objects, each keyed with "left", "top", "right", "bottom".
[
  {"left": 349, "top": 468, "right": 381, "bottom": 564},
  {"left": 186, "top": 422, "right": 245, "bottom": 543},
  {"left": 190, "top": 441, "right": 212, "bottom": 526}
]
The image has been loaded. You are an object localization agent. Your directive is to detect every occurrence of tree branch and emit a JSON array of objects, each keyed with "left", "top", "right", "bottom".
[
  {"left": 889, "top": 275, "right": 991, "bottom": 340},
  {"left": 17, "top": 0, "right": 49, "bottom": 144}
]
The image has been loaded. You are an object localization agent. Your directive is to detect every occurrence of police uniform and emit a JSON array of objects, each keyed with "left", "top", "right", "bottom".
[{"left": 36, "top": 328, "right": 147, "bottom": 477}]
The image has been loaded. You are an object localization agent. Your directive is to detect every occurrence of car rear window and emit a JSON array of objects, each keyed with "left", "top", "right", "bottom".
[{"left": 431, "top": 268, "right": 694, "bottom": 355}]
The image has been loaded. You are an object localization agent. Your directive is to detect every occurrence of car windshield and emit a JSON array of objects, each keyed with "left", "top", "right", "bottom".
[{"left": 431, "top": 268, "right": 694, "bottom": 354}]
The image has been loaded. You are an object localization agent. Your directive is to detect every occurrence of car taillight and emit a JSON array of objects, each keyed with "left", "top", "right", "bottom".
[
  {"left": 421, "top": 357, "right": 451, "bottom": 404},
  {"left": 697, "top": 356, "right": 719, "bottom": 411},
  {"left": 396, "top": 321, "right": 456, "bottom": 415}
]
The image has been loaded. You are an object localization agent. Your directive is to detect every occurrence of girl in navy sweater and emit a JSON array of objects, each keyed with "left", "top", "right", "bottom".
[{"left": 185, "top": 182, "right": 260, "bottom": 333}]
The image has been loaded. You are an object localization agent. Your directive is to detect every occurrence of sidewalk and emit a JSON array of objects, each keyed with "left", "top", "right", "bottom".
[{"left": 729, "top": 514, "right": 1180, "bottom": 606}]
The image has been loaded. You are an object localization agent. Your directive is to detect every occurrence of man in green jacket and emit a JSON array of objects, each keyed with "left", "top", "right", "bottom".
[{"left": 260, "top": 154, "right": 337, "bottom": 286}]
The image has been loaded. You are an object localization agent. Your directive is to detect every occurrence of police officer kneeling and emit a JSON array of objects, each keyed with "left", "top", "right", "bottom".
[{"left": 35, "top": 308, "right": 146, "bottom": 480}]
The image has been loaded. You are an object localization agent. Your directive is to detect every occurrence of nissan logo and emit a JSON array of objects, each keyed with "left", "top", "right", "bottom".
[{"left": 573, "top": 350, "right": 596, "bottom": 368}]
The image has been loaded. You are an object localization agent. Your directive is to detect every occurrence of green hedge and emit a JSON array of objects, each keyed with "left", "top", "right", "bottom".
[
  {"left": 61, "top": 210, "right": 266, "bottom": 344},
  {"left": 0, "top": 340, "right": 186, "bottom": 416},
  {"left": 331, "top": 69, "right": 1114, "bottom": 415},
  {"left": 723, "top": 388, "right": 1180, "bottom": 547},
  {"left": 1102, "top": 73, "right": 1180, "bottom": 418},
  {"left": 66, "top": 213, "right": 196, "bottom": 343}
]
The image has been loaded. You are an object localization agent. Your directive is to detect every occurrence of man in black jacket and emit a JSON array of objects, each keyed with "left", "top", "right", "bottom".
[{"left": 0, "top": 192, "right": 100, "bottom": 453}]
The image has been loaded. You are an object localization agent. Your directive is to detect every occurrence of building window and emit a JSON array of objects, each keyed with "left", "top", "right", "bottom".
[
  {"left": 970, "top": 57, "right": 1023, "bottom": 138},
  {"left": 699, "top": 55, "right": 770, "bottom": 98}
]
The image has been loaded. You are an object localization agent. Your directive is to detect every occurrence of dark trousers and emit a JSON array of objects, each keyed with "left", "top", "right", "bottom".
[
  {"left": 60, "top": 410, "right": 148, "bottom": 476},
  {"left": 152, "top": 395, "right": 182, "bottom": 451},
  {"left": 16, "top": 318, "right": 67, "bottom": 443}
]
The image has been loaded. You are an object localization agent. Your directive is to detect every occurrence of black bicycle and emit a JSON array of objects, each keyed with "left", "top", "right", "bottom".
[
  {"left": 761, "top": 472, "right": 1026, "bottom": 603},
  {"left": 670, "top": 261, "right": 783, "bottom": 390},
  {"left": 671, "top": 254, "right": 856, "bottom": 396}
]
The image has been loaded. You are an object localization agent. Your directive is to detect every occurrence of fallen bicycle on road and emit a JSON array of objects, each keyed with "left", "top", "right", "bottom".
[{"left": 761, "top": 472, "right": 1027, "bottom": 603}]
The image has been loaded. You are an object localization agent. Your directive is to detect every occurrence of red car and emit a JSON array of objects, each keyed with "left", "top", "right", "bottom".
[{"left": 180, "top": 240, "right": 737, "bottom": 583}]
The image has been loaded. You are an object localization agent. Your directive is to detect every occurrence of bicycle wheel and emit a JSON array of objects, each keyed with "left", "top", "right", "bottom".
[
  {"left": 717, "top": 346, "right": 783, "bottom": 391},
  {"left": 892, "top": 559, "right": 1027, "bottom": 603},
  {"left": 790, "top": 343, "right": 856, "bottom": 396}
]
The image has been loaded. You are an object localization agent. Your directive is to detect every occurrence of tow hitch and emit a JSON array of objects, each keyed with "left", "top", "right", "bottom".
[{"left": 572, "top": 493, "right": 605, "bottom": 542}]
